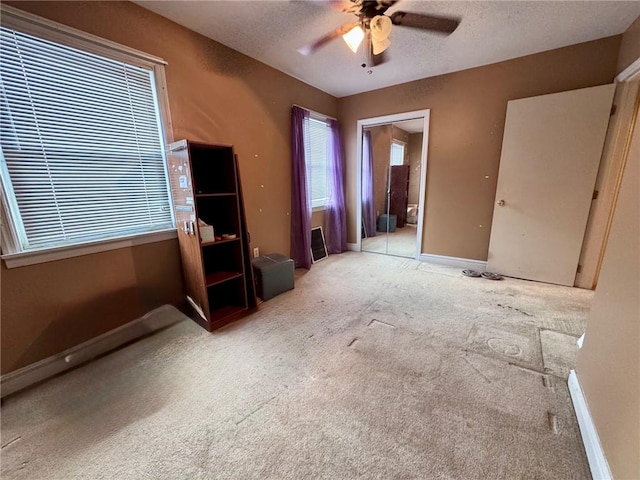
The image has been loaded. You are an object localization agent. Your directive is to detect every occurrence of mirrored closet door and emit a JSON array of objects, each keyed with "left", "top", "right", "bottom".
[{"left": 361, "top": 120, "right": 423, "bottom": 258}]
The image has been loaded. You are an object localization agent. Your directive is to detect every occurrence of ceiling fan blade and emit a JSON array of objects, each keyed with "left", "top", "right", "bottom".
[
  {"left": 357, "top": 0, "right": 398, "bottom": 17},
  {"left": 298, "top": 22, "right": 360, "bottom": 55},
  {"left": 389, "top": 11, "right": 460, "bottom": 35}
]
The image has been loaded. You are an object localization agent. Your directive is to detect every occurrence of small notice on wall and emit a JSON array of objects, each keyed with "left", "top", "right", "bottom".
[{"left": 179, "top": 175, "right": 188, "bottom": 189}]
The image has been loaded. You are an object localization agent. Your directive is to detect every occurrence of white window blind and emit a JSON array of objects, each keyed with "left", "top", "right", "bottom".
[
  {"left": 305, "top": 117, "right": 329, "bottom": 209},
  {"left": 390, "top": 141, "right": 405, "bottom": 166},
  {"left": 0, "top": 26, "right": 173, "bottom": 252}
]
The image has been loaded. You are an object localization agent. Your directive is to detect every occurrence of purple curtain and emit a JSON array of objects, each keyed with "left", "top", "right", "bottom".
[
  {"left": 324, "top": 119, "right": 347, "bottom": 254},
  {"left": 291, "top": 106, "right": 312, "bottom": 269},
  {"left": 362, "top": 130, "right": 376, "bottom": 238}
]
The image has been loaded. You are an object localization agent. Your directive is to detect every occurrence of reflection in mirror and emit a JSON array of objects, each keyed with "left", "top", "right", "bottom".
[{"left": 361, "top": 120, "right": 423, "bottom": 258}]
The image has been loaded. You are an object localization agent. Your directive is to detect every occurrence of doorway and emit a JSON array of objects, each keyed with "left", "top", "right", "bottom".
[{"left": 356, "top": 110, "right": 429, "bottom": 259}]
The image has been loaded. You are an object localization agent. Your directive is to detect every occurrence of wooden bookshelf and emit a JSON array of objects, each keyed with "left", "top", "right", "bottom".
[
  {"left": 205, "top": 271, "right": 243, "bottom": 287},
  {"left": 166, "top": 140, "right": 256, "bottom": 331}
]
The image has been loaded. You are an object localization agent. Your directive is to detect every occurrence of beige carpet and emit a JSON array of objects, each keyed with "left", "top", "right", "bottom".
[
  {"left": 1, "top": 252, "right": 592, "bottom": 479},
  {"left": 362, "top": 224, "right": 417, "bottom": 258}
]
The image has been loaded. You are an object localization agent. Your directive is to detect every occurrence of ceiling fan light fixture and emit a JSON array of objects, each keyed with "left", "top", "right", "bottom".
[
  {"left": 372, "top": 37, "right": 390, "bottom": 55},
  {"left": 343, "top": 25, "right": 365, "bottom": 53},
  {"left": 370, "top": 15, "right": 392, "bottom": 40}
]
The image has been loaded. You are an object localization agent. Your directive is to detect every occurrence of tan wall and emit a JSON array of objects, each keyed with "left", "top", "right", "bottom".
[
  {"left": 617, "top": 14, "right": 640, "bottom": 74},
  {"left": 1, "top": 1, "right": 337, "bottom": 374},
  {"left": 311, "top": 210, "right": 324, "bottom": 230},
  {"left": 407, "top": 133, "right": 423, "bottom": 205},
  {"left": 392, "top": 126, "right": 410, "bottom": 150},
  {"left": 1, "top": 241, "right": 184, "bottom": 372},
  {"left": 338, "top": 36, "right": 621, "bottom": 259},
  {"left": 575, "top": 100, "right": 639, "bottom": 480}
]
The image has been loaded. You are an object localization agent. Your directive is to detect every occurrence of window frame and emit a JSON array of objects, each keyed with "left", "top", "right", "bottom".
[
  {"left": 390, "top": 140, "right": 406, "bottom": 166},
  {"left": 0, "top": 5, "right": 176, "bottom": 268}
]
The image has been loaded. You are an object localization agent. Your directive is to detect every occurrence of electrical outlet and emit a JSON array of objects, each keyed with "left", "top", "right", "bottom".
[{"left": 253, "top": 247, "right": 259, "bottom": 258}]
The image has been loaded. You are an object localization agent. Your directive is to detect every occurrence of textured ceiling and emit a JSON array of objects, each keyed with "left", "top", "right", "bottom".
[
  {"left": 135, "top": 1, "right": 640, "bottom": 97},
  {"left": 391, "top": 119, "right": 424, "bottom": 133}
]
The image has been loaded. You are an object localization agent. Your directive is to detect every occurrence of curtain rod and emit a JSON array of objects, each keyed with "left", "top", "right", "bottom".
[{"left": 292, "top": 104, "right": 337, "bottom": 121}]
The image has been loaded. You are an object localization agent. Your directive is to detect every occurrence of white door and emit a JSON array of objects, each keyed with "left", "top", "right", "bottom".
[{"left": 487, "top": 84, "right": 615, "bottom": 286}]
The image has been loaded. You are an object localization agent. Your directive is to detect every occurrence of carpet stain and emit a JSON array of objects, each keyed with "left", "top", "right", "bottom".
[
  {"left": 462, "top": 356, "right": 492, "bottom": 384},
  {"left": 368, "top": 319, "right": 395, "bottom": 328},
  {"left": 465, "top": 325, "right": 477, "bottom": 342},
  {"left": 1, "top": 437, "right": 21, "bottom": 449},
  {"left": 487, "top": 338, "right": 522, "bottom": 358},
  {"left": 508, "top": 362, "right": 546, "bottom": 376},
  {"left": 539, "top": 327, "right": 580, "bottom": 338},
  {"left": 547, "top": 412, "right": 559, "bottom": 434},
  {"left": 347, "top": 338, "right": 358, "bottom": 347},
  {"left": 539, "top": 329, "right": 581, "bottom": 379},
  {"left": 235, "top": 395, "right": 279, "bottom": 426},
  {"left": 497, "top": 303, "right": 533, "bottom": 317}
]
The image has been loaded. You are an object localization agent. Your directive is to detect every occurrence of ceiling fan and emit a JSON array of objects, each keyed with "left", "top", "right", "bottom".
[{"left": 298, "top": 0, "right": 460, "bottom": 69}]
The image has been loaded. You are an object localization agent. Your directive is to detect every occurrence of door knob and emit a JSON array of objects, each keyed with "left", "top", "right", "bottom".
[{"left": 497, "top": 200, "right": 505, "bottom": 206}]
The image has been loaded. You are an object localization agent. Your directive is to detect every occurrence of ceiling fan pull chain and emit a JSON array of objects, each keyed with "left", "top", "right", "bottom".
[
  {"left": 361, "top": 27, "right": 374, "bottom": 74},
  {"left": 361, "top": 25, "right": 369, "bottom": 68}
]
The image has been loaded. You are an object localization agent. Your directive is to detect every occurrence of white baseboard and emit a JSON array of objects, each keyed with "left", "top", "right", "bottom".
[
  {"left": 347, "top": 243, "right": 360, "bottom": 252},
  {"left": 568, "top": 370, "right": 613, "bottom": 480},
  {"left": 1, "top": 304, "right": 186, "bottom": 398},
  {"left": 419, "top": 253, "right": 487, "bottom": 271}
]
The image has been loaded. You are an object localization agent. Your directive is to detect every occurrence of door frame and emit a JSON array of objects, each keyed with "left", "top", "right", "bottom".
[
  {"left": 355, "top": 109, "right": 430, "bottom": 259},
  {"left": 575, "top": 57, "right": 640, "bottom": 288}
]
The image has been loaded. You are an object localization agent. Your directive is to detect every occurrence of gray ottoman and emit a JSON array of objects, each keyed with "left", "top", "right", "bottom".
[
  {"left": 377, "top": 214, "right": 397, "bottom": 232},
  {"left": 251, "top": 253, "right": 295, "bottom": 301}
]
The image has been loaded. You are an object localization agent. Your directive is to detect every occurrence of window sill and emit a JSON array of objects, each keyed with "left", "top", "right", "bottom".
[
  {"left": 312, "top": 205, "right": 327, "bottom": 213},
  {"left": 1, "top": 229, "right": 178, "bottom": 269}
]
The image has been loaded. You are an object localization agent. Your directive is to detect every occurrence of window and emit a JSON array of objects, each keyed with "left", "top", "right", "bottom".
[
  {"left": 0, "top": 8, "right": 174, "bottom": 262},
  {"left": 390, "top": 141, "right": 406, "bottom": 166},
  {"left": 305, "top": 116, "right": 329, "bottom": 209}
]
